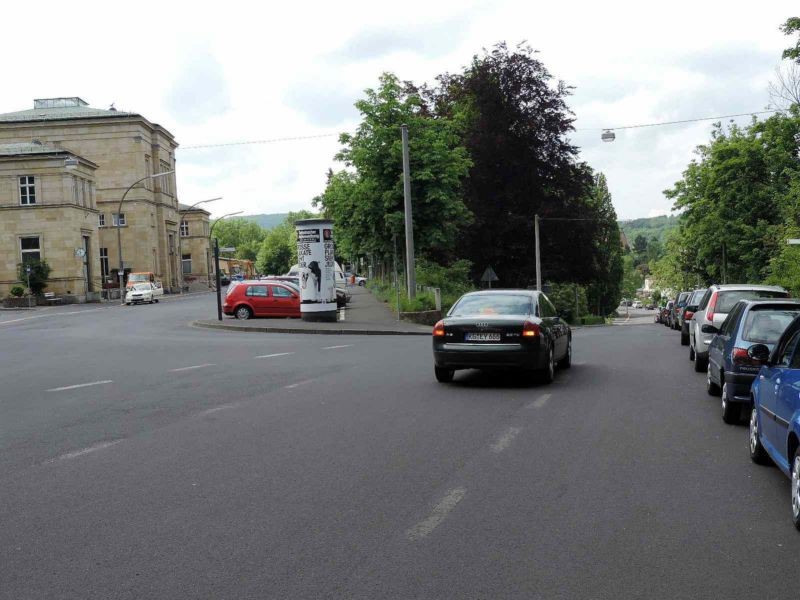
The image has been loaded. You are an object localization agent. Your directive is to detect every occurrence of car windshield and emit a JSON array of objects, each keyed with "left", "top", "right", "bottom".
[
  {"left": 128, "top": 274, "right": 149, "bottom": 282},
  {"left": 132, "top": 284, "right": 150, "bottom": 291},
  {"left": 451, "top": 294, "right": 532, "bottom": 316},
  {"left": 717, "top": 290, "right": 788, "bottom": 313},
  {"left": 742, "top": 308, "right": 800, "bottom": 344},
  {"left": 689, "top": 289, "right": 706, "bottom": 305}
]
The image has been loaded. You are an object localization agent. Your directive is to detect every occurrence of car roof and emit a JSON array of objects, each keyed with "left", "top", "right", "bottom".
[
  {"left": 709, "top": 284, "right": 787, "bottom": 292},
  {"left": 738, "top": 299, "right": 800, "bottom": 308},
  {"left": 461, "top": 289, "right": 537, "bottom": 296}
]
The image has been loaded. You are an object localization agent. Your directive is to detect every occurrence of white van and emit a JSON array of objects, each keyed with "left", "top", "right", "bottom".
[{"left": 287, "top": 261, "right": 350, "bottom": 301}]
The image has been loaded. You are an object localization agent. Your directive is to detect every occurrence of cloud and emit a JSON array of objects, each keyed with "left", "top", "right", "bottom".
[
  {"left": 165, "top": 46, "right": 230, "bottom": 125},
  {"left": 284, "top": 79, "right": 359, "bottom": 127}
]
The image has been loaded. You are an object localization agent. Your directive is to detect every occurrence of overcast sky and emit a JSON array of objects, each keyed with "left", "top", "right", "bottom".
[{"left": 1, "top": 0, "right": 796, "bottom": 220}]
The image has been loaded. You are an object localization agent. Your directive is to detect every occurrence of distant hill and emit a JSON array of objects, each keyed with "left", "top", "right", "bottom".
[
  {"left": 618, "top": 215, "right": 679, "bottom": 244},
  {"left": 241, "top": 213, "right": 288, "bottom": 230}
]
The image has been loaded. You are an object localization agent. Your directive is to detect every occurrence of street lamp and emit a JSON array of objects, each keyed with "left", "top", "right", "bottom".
[
  {"left": 117, "top": 170, "right": 174, "bottom": 304},
  {"left": 601, "top": 129, "right": 616, "bottom": 142},
  {"left": 177, "top": 197, "right": 222, "bottom": 294},
  {"left": 208, "top": 211, "right": 243, "bottom": 288}
]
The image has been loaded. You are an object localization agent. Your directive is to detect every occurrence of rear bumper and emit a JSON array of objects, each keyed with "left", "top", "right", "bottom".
[
  {"left": 433, "top": 342, "right": 546, "bottom": 370},
  {"left": 723, "top": 371, "right": 757, "bottom": 403}
]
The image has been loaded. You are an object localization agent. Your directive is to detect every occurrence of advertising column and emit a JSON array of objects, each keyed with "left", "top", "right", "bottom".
[{"left": 295, "top": 218, "right": 337, "bottom": 322}]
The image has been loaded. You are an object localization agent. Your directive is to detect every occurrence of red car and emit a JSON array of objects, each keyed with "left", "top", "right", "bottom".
[{"left": 223, "top": 280, "right": 300, "bottom": 319}]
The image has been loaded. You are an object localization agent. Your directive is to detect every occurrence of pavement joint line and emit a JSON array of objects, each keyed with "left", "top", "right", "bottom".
[
  {"left": 45, "top": 439, "right": 123, "bottom": 463},
  {"left": 322, "top": 344, "right": 353, "bottom": 350},
  {"left": 169, "top": 363, "right": 216, "bottom": 372},
  {"left": 527, "top": 393, "right": 552, "bottom": 409},
  {"left": 46, "top": 380, "right": 113, "bottom": 392},
  {"left": 406, "top": 487, "right": 467, "bottom": 541},
  {"left": 490, "top": 426, "right": 523, "bottom": 453},
  {"left": 254, "top": 352, "right": 295, "bottom": 359},
  {"left": 285, "top": 379, "right": 314, "bottom": 389}
]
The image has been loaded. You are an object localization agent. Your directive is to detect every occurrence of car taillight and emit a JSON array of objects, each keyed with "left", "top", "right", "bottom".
[
  {"left": 684, "top": 310, "right": 694, "bottom": 320},
  {"left": 433, "top": 320, "right": 446, "bottom": 337},
  {"left": 706, "top": 292, "right": 718, "bottom": 321},
  {"left": 522, "top": 320, "right": 540, "bottom": 337},
  {"left": 732, "top": 347, "right": 761, "bottom": 367}
]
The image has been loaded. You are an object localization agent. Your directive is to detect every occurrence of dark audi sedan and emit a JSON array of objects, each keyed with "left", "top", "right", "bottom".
[{"left": 432, "top": 290, "right": 571, "bottom": 383}]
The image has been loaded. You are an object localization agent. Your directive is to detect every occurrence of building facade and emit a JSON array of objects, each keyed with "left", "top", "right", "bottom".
[
  {"left": 177, "top": 203, "right": 211, "bottom": 286},
  {"left": 0, "top": 143, "right": 100, "bottom": 300},
  {"left": 0, "top": 97, "right": 209, "bottom": 296}
]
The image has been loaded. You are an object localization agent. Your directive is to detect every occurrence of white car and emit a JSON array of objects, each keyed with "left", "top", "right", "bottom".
[
  {"left": 632, "top": 301, "right": 642, "bottom": 309},
  {"left": 125, "top": 283, "right": 160, "bottom": 305}
]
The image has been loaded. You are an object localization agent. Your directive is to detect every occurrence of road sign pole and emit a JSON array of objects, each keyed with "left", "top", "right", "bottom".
[
  {"left": 214, "top": 238, "right": 222, "bottom": 321},
  {"left": 535, "top": 214, "right": 542, "bottom": 292},
  {"left": 26, "top": 266, "right": 31, "bottom": 308}
]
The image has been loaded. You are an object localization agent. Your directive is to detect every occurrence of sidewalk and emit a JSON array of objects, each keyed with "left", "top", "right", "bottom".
[{"left": 193, "top": 286, "right": 432, "bottom": 336}]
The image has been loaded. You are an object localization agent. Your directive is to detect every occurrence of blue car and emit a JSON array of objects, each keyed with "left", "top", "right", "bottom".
[
  {"left": 749, "top": 314, "right": 800, "bottom": 529},
  {"left": 706, "top": 299, "right": 800, "bottom": 423}
]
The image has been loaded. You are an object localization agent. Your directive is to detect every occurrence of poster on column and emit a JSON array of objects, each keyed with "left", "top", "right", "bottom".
[{"left": 295, "top": 219, "right": 337, "bottom": 321}]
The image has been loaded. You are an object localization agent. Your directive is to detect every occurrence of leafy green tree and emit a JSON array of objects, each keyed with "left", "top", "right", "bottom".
[
  {"left": 315, "top": 73, "right": 472, "bottom": 265},
  {"left": 781, "top": 17, "right": 800, "bottom": 63},
  {"left": 211, "top": 218, "right": 268, "bottom": 262},
  {"left": 633, "top": 234, "right": 648, "bottom": 255},
  {"left": 255, "top": 210, "right": 316, "bottom": 275},
  {"left": 17, "top": 259, "right": 52, "bottom": 295},
  {"left": 620, "top": 254, "right": 643, "bottom": 301},
  {"left": 585, "top": 173, "right": 624, "bottom": 316}
]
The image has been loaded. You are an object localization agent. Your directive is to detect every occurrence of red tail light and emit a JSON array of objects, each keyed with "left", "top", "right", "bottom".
[
  {"left": 522, "top": 320, "right": 540, "bottom": 337},
  {"left": 433, "top": 320, "right": 446, "bottom": 337},
  {"left": 706, "top": 292, "right": 718, "bottom": 322},
  {"left": 684, "top": 310, "right": 694, "bottom": 320},
  {"left": 732, "top": 347, "right": 762, "bottom": 367}
]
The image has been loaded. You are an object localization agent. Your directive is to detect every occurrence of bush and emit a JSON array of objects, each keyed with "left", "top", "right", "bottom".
[
  {"left": 10, "top": 286, "right": 25, "bottom": 298},
  {"left": 17, "top": 260, "right": 52, "bottom": 295},
  {"left": 579, "top": 315, "right": 606, "bottom": 326}
]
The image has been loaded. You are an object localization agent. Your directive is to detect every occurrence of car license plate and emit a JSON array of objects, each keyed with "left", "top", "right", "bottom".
[{"left": 465, "top": 332, "right": 501, "bottom": 342}]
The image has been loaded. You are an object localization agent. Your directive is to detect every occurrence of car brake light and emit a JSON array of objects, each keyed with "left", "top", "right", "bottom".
[
  {"left": 433, "top": 320, "right": 446, "bottom": 337},
  {"left": 522, "top": 320, "right": 540, "bottom": 337},
  {"left": 732, "top": 347, "right": 762, "bottom": 367},
  {"left": 684, "top": 310, "right": 694, "bottom": 320},
  {"left": 706, "top": 292, "right": 718, "bottom": 321}
]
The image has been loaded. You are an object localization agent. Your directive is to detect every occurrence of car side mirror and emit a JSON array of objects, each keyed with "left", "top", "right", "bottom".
[
  {"left": 747, "top": 344, "right": 771, "bottom": 363},
  {"left": 701, "top": 324, "right": 719, "bottom": 334}
]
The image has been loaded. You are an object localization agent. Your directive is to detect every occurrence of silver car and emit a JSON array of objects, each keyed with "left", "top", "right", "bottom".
[{"left": 689, "top": 284, "right": 789, "bottom": 372}]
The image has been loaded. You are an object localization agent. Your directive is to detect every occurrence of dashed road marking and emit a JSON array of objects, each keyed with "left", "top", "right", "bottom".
[
  {"left": 490, "top": 427, "right": 522, "bottom": 453},
  {"left": 285, "top": 380, "right": 314, "bottom": 389},
  {"left": 407, "top": 487, "right": 466, "bottom": 541},
  {"left": 322, "top": 344, "right": 352, "bottom": 350},
  {"left": 254, "top": 352, "right": 294, "bottom": 359},
  {"left": 196, "top": 404, "right": 236, "bottom": 417},
  {"left": 46, "top": 440, "right": 122, "bottom": 463},
  {"left": 46, "top": 380, "right": 113, "bottom": 392},
  {"left": 0, "top": 307, "right": 106, "bottom": 326},
  {"left": 169, "top": 363, "right": 216, "bottom": 372},
  {"left": 527, "top": 393, "right": 552, "bottom": 409}
]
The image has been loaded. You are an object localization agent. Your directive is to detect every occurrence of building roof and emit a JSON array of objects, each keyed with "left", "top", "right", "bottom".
[
  {"left": 0, "top": 97, "right": 137, "bottom": 123},
  {"left": 0, "top": 141, "right": 67, "bottom": 155},
  {"left": 178, "top": 203, "right": 211, "bottom": 215}
]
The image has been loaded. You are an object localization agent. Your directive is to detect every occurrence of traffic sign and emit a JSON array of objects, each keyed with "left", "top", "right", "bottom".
[
  {"left": 787, "top": 239, "right": 800, "bottom": 245},
  {"left": 481, "top": 266, "right": 499, "bottom": 282},
  {"left": 219, "top": 247, "right": 236, "bottom": 253}
]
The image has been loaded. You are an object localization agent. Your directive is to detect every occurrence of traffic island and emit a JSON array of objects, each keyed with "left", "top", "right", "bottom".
[{"left": 192, "top": 319, "right": 430, "bottom": 336}]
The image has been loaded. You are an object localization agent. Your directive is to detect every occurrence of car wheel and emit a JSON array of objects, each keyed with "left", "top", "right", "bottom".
[
  {"left": 125, "top": 302, "right": 131, "bottom": 306},
  {"left": 358, "top": 281, "right": 366, "bottom": 287},
  {"left": 681, "top": 329, "right": 689, "bottom": 346},
  {"left": 235, "top": 306, "right": 252, "bottom": 320},
  {"left": 706, "top": 364, "right": 721, "bottom": 396},
  {"left": 539, "top": 346, "right": 555, "bottom": 384},
  {"left": 558, "top": 338, "right": 572, "bottom": 369},
  {"left": 689, "top": 342, "right": 695, "bottom": 361},
  {"left": 749, "top": 405, "right": 771, "bottom": 465},
  {"left": 694, "top": 351, "right": 707, "bottom": 373},
  {"left": 154, "top": 299, "right": 159, "bottom": 303},
  {"left": 721, "top": 383, "right": 741, "bottom": 424},
  {"left": 434, "top": 366, "right": 454, "bottom": 383},
  {"left": 792, "top": 451, "right": 800, "bottom": 530}
]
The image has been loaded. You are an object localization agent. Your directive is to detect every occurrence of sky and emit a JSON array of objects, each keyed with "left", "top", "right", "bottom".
[{"left": 0, "top": 0, "right": 796, "bottom": 220}]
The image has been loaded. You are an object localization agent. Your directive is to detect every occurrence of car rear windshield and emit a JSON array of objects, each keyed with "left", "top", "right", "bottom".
[
  {"left": 717, "top": 290, "right": 788, "bottom": 313},
  {"left": 742, "top": 308, "right": 800, "bottom": 344},
  {"left": 451, "top": 294, "right": 532, "bottom": 316},
  {"left": 689, "top": 289, "right": 706, "bottom": 305}
]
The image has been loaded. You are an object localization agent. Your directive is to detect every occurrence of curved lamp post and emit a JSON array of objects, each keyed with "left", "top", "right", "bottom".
[
  {"left": 177, "top": 197, "right": 222, "bottom": 294},
  {"left": 116, "top": 171, "right": 174, "bottom": 304},
  {"left": 207, "top": 211, "right": 243, "bottom": 288}
]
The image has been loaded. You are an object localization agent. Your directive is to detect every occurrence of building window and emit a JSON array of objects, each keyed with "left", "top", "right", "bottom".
[
  {"left": 19, "top": 176, "right": 36, "bottom": 205},
  {"left": 20, "top": 236, "right": 41, "bottom": 263},
  {"left": 100, "top": 248, "right": 109, "bottom": 281},
  {"left": 112, "top": 213, "right": 126, "bottom": 226},
  {"left": 98, "top": 213, "right": 105, "bottom": 227},
  {"left": 82, "top": 179, "right": 87, "bottom": 206},
  {"left": 145, "top": 155, "right": 152, "bottom": 190},
  {"left": 180, "top": 220, "right": 189, "bottom": 237},
  {"left": 160, "top": 161, "right": 171, "bottom": 195},
  {"left": 168, "top": 233, "right": 175, "bottom": 255},
  {"left": 182, "top": 254, "right": 192, "bottom": 274}
]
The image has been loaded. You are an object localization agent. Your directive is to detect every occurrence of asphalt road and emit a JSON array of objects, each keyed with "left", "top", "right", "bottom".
[{"left": 1, "top": 294, "right": 799, "bottom": 599}]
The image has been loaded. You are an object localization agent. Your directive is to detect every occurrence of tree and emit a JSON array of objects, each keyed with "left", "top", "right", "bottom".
[
  {"left": 434, "top": 43, "right": 601, "bottom": 287},
  {"left": 17, "top": 259, "right": 52, "bottom": 295},
  {"left": 211, "top": 218, "right": 268, "bottom": 262},
  {"left": 584, "top": 173, "right": 624, "bottom": 316},
  {"left": 781, "top": 17, "right": 800, "bottom": 63},
  {"left": 633, "top": 234, "right": 648, "bottom": 254},
  {"left": 768, "top": 61, "right": 800, "bottom": 110},
  {"left": 255, "top": 210, "right": 316, "bottom": 275},
  {"left": 315, "top": 73, "right": 472, "bottom": 265}
]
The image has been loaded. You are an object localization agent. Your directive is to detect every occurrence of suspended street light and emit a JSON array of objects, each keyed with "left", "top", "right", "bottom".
[{"left": 601, "top": 129, "right": 616, "bottom": 142}]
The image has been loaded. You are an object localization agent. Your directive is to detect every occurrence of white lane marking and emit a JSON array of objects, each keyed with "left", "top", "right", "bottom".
[
  {"left": 254, "top": 352, "right": 294, "bottom": 359},
  {"left": 196, "top": 404, "right": 236, "bottom": 417},
  {"left": 46, "top": 380, "right": 113, "bottom": 392},
  {"left": 527, "top": 393, "right": 552, "bottom": 409},
  {"left": 169, "top": 363, "right": 216, "bottom": 372},
  {"left": 285, "top": 379, "right": 313, "bottom": 389},
  {"left": 490, "top": 427, "right": 522, "bottom": 453},
  {"left": 46, "top": 440, "right": 122, "bottom": 463},
  {"left": 0, "top": 307, "right": 106, "bottom": 326},
  {"left": 322, "top": 344, "right": 352, "bottom": 350},
  {"left": 407, "top": 487, "right": 466, "bottom": 541}
]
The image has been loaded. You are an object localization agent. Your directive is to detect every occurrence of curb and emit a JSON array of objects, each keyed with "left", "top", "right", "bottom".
[{"left": 192, "top": 320, "right": 431, "bottom": 336}]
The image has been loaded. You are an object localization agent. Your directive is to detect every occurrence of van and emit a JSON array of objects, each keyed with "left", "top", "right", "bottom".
[{"left": 126, "top": 272, "right": 163, "bottom": 293}]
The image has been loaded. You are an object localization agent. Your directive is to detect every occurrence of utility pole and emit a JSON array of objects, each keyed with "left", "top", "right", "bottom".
[
  {"left": 535, "top": 214, "right": 542, "bottom": 291},
  {"left": 214, "top": 238, "right": 222, "bottom": 321},
  {"left": 401, "top": 124, "right": 416, "bottom": 298}
]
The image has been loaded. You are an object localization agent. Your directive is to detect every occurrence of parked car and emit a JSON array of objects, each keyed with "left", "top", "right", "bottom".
[
  {"left": 125, "top": 271, "right": 163, "bottom": 292},
  {"left": 265, "top": 275, "right": 348, "bottom": 308},
  {"left": 632, "top": 301, "right": 642, "bottom": 309},
  {"left": 748, "top": 314, "right": 800, "bottom": 529},
  {"left": 706, "top": 299, "right": 800, "bottom": 423},
  {"left": 645, "top": 304, "right": 656, "bottom": 310},
  {"left": 125, "top": 282, "right": 160, "bottom": 305},
  {"left": 689, "top": 284, "right": 789, "bottom": 373},
  {"left": 669, "top": 291, "right": 690, "bottom": 330},
  {"left": 660, "top": 301, "right": 674, "bottom": 326},
  {"left": 218, "top": 273, "right": 230, "bottom": 286},
  {"left": 679, "top": 288, "right": 707, "bottom": 346},
  {"left": 222, "top": 280, "right": 300, "bottom": 319},
  {"left": 431, "top": 290, "right": 571, "bottom": 384}
]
